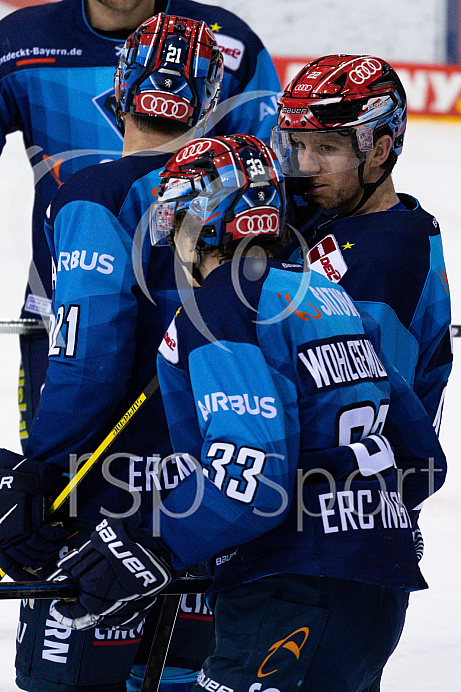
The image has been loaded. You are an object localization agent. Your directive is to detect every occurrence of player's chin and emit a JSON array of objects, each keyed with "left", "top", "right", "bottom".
[{"left": 308, "top": 184, "right": 333, "bottom": 207}]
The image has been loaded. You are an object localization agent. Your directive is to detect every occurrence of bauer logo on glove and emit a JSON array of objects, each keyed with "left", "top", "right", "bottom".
[
  {"left": 95, "top": 519, "right": 166, "bottom": 589},
  {"left": 48, "top": 516, "right": 172, "bottom": 630}
]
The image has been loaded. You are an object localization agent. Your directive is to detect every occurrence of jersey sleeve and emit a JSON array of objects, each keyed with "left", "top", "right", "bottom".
[
  {"left": 0, "top": 84, "right": 13, "bottom": 152},
  {"left": 411, "top": 233, "right": 452, "bottom": 431},
  {"left": 25, "top": 194, "right": 139, "bottom": 471},
  {"left": 0, "top": 17, "right": 24, "bottom": 152},
  {"left": 156, "top": 305, "right": 300, "bottom": 571},
  {"left": 360, "top": 311, "right": 447, "bottom": 512}
]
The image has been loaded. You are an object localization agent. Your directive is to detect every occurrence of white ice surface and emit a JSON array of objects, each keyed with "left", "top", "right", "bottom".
[{"left": 0, "top": 120, "right": 460, "bottom": 690}]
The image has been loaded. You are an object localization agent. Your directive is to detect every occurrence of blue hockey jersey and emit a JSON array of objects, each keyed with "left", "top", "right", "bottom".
[
  {"left": 156, "top": 258, "right": 446, "bottom": 592},
  {"left": 289, "top": 195, "right": 452, "bottom": 428},
  {"left": 0, "top": 0, "right": 281, "bottom": 318},
  {"left": 23, "top": 149, "right": 215, "bottom": 675},
  {"left": 25, "top": 151, "right": 190, "bottom": 523}
]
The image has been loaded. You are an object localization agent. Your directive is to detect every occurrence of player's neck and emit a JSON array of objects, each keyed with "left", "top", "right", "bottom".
[
  {"left": 85, "top": 0, "right": 157, "bottom": 32},
  {"left": 122, "top": 120, "right": 195, "bottom": 157},
  {"left": 354, "top": 176, "right": 400, "bottom": 215}
]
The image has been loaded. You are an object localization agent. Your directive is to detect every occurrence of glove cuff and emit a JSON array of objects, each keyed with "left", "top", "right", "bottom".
[
  {"left": 0, "top": 449, "right": 64, "bottom": 498},
  {"left": 118, "top": 513, "right": 172, "bottom": 567}
]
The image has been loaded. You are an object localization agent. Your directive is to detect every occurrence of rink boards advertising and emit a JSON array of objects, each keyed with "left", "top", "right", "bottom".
[{"left": 3, "top": 0, "right": 461, "bottom": 118}]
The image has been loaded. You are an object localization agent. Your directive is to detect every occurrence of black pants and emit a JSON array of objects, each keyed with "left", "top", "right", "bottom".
[{"left": 194, "top": 574, "right": 408, "bottom": 692}]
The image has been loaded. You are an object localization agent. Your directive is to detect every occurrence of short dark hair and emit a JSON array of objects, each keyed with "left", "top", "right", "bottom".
[{"left": 130, "top": 114, "right": 190, "bottom": 139}]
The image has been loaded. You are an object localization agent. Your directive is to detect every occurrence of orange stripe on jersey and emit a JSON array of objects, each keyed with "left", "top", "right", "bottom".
[{"left": 16, "top": 58, "right": 56, "bottom": 66}]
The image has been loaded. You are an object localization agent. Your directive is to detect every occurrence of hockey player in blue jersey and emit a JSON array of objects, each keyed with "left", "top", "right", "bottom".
[
  {"left": 47, "top": 134, "right": 447, "bottom": 692},
  {"left": 270, "top": 58, "right": 453, "bottom": 690},
  {"left": 0, "top": 14, "right": 225, "bottom": 692},
  {"left": 0, "top": 0, "right": 281, "bottom": 445},
  {"left": 271, "top": 55, "right": 452, "bottom": 430}
]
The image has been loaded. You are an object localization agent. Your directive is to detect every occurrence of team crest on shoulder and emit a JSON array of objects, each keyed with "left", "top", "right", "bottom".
[
  {"left": 159, "top": 317, "right": 179, "bottom": 364},
  {"left": 308, "top": 235, "right": 348, "bottom": 283}
]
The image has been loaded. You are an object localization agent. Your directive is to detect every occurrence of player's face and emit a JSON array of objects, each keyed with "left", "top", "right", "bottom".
[
  {"left": 307, "top": 166, "right": 365, "bottom": 214},
  {"left": 291, "top": 132, "right": 365, "bottom": 215},
  {"left": 175, "top": 224, "right": 198, "bottom": 264},
  {"left": 174, "top": 218, "right": 202, "bottom": 287},
  {"left": 93, "top": 0, "right": 154, "bottom": 16},
  {"left": 292, "top": 131, "right": 360, "bottom": 178},
  {"left": 174, "top": 218, "right": 221, "bottom": 286}
]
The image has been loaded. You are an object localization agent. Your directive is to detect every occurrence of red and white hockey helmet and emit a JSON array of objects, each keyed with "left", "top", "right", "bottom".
[
  {"left": 151, "top": 134, "right": 285, "bottom": 247},
  {"left": 271, "top": 54, "right": 407, "bottom": 178}
]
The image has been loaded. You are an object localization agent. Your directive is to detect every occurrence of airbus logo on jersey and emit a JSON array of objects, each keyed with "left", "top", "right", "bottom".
[
  {"left": 198, "top": 392, "right": 277, "bottom": 422},
  {"left": 57, "top": 251, "right": 114, "bottom": 274}
]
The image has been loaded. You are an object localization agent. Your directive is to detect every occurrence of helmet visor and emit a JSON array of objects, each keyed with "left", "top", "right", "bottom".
[
  {"left": 271, "top": 127, "right": 366, "bottom": 178},
  {"left": 150, "top": 199, "right": 177, "bottom": 245},
  {"left": 150, "top": 177, "right": 204, "bottom": 246}
]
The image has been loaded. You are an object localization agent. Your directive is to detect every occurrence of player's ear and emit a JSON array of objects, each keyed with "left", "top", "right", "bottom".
[{"left": 370, "top": 134, "right": 393, "bottom": 168}]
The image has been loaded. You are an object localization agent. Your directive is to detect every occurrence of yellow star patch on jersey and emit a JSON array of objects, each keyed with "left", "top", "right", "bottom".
[
  {"left": 210, "top": 22, "right": 222, "bottom": 32},
  {"left": 342, "top": 242, "right": 355, "bottom": 250}
]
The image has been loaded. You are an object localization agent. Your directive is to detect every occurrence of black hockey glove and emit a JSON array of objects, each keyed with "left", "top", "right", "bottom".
[
  {"left": 0, "top": 448, "right": 69, "bottom": 580},
  {"left": 49, "top": 517, "right": 172, "bottom": 631}
]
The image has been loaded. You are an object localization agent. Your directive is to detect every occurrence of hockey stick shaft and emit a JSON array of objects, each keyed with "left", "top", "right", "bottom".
[
  {"left": 141, "top": 595, "right": 181, "bottom": 692},
  {"left": 46, "top": 375, "right": 159, "bottom": 516},
  {"left": 0, "top": 577, "right": 212, "bottom": 600},
  {"left": 4, "top": 320, "right": 461, "bottom": 337},
  {"left": 0, "top": 319, "right": 48, "bottom": 335},
  {"left": 0, "top": 375, "right": 159, "bottom": 578}
]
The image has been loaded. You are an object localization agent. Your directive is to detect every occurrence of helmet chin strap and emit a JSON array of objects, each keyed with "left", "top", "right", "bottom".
[
  {"left": 344, "top": 157, "right": 395, "bottom": 217},
  {"left": 115, "top": 107, "right": 125, "bottom": 136}
]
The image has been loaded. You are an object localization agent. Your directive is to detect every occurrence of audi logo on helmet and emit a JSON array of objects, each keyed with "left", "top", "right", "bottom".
[
  {"left": 137, "top": 93, "right": 191, "bottom": 120},
  {"left": 230, "top": 207, "right": 280, "bottom": 239},
  {"left": 176, "top": 140, "right": 213, "bottom": 163},
  {"left": 349, "top": 58, "right": 382, "bottom": 85},
  {"left": 293, "top": 83, "right": 313, "bottom": 93}
]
